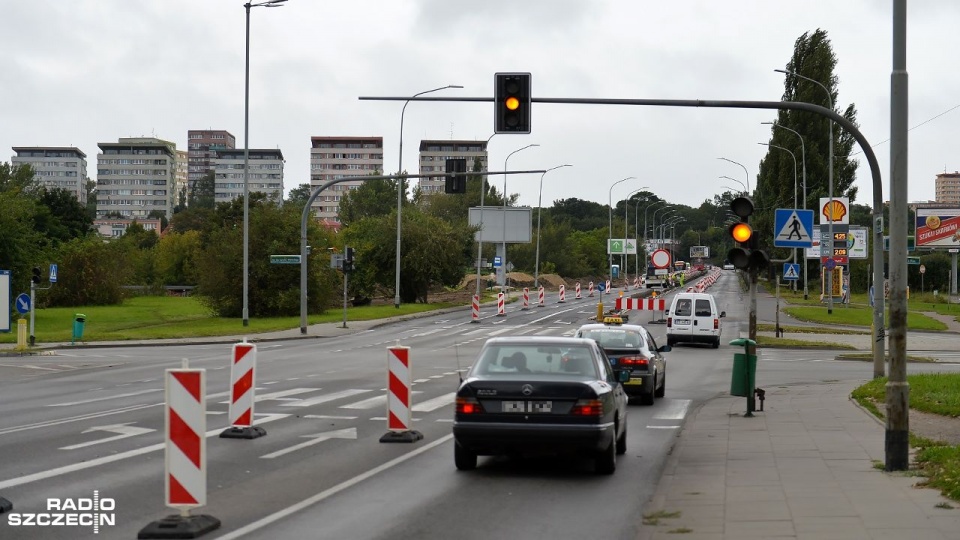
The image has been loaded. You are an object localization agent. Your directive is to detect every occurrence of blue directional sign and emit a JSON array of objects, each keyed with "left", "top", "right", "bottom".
[
  {"left": 783, "top": 263, "right": 800, "bottom": 281},
  {"left": 493, "top": 256, "right": 502, "bottom": 268},
  {"left": 15, "top": 293, "right": 30, "bottom": 314},
  {"left": 597, "top": 281, "right": 606, "bottom": 292},
  {"left": 774, "top": 209, "right": 815, "bottom": 248},
  {"left": 49, "top": 263, "right": 58, "bottom": 283}
]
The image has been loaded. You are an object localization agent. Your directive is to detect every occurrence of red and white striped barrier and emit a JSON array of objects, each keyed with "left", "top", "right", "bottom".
[
  {"left": 588, "top": 281, "right": 595, "bottom": 297},
  {"left": 165, "top": 367, "right": 207, "bottom": 509},
  {"left": 538, "top": 286, "right": 545, "bottom": 307},
  {"left": 219, "top": 342, "right": 266, "bottom": 439},
  {"left": 380, "top": 346, "right": 423, "bottom": 443},
  {"left": 605, "top": 280, "right": 611, "bottom": 294},
  {"left": 559, "top": 284, "right": 566, "bottom": 303},
  {"left": 615, "top": 298, "right": 666, "bottom": 311},
  {"left": 471, "top": 294, "right": 480, "bottom": 323},
  {"left": 497, "top": 292, "right": 505, "bottom": 316},
  {"left": 575, "top": 282, "right": 582, "bottom": 299},
  {"left": 634, "top": 277, "right": 640, "bottom": 289},
  {"left": 522, "top": 287, "right": 529, "bottom": 310}
]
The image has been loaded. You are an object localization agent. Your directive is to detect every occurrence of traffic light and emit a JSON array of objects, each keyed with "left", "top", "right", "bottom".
[
  {"left": 495, "top": 72, "right": 531, "bottom": 134},
  {"left": 32, "top": 267, "right": 42, "bottom": 284},
  {"left": 726, "top": 197, "right": 769, "bottom": 271},
  {"left": 444, "top": 158, "right": 467, "bottom": 194},
  {"left": 344, "top": 246, "right": 355, "bottom": 272}
]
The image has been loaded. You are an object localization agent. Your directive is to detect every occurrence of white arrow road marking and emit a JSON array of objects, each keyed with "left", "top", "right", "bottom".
[
  {"left": 279, "top": 389, "right": 371, "bottom": 408},
  {"left": 218, "top": 387, "right": 320, "bottom": 404},
  {"left": 48, "top": 388, "right": 163, "bottom": 407},
  {"left": 60, "top": 423, "right": 155, "bottom": 450},
  {"left": 411, "top": 393, "right": 456, "bottom": 413},
  {"left": 260, "top": 427, "right": 357, "bottom": 459}
]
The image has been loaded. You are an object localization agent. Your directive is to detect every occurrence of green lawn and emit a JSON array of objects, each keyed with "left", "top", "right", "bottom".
[
  {"left": 0, "top": 296, "right": 462, "bottom": 343},
  {"left": 755, "top": 336, "right": 856, "bottom": 349},
  {"left": 757, "top": 323, "right": 868, "bottom": 335},
  {"left": 783, "top": 305, "right": 946, "bottom": 331}
]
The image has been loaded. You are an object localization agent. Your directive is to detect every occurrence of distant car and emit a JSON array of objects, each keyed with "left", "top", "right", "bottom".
[
  {"left": 453, "top": 336, "right": 629, "bottom": 474},
  {"left": 575, "top": 320, "right": 670, "bottom": 405},
  {"left": 723, "top": 263, "right": 735, "bottom": 270}
]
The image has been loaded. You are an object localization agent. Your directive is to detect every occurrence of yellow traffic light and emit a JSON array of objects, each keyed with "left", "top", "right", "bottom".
[
  {"left": 505, "top": 96, "right": 520, "bottom": 111},
  {"left": 731, "top": 222, "right": 752, "bottom": 243}
]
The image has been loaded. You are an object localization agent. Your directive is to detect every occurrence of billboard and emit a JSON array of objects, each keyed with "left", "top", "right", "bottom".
[
  {"left": 690, "top": 246, "right": 710, "bottom": 258},
  {"left": 915, "top": 207, "right": 960, "bottom": 248},
  {"left": 818, "top": 197, "right": 850, "bottom": 225},
  {"left": 468, "top": 206, "right": 532, "bottom": 243},
  {"left": 806, "top": 225, "right": 867, "bottom": 259}
]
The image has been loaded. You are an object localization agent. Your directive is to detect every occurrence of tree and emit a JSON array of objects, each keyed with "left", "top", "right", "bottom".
[
  {"left": 286, "top": 183, "right": 313, "bottom": 208},
  {"left": 0, "top": 162, "right": 38, "bottom": 195},
  {"left": 154, "top": 230, "right": 202, "bottom": 286},
  {"left": 188, "top": 171, "right": 216, "bottom": 210},
  {"left": 34, "top": 187, "right": 93, "bottom": 245},
  {"left": 45, "top": 236, "right": 131, "bottom": 307},
  {"left": 337, "top": 174, "right": 399, "bottom": 227}
]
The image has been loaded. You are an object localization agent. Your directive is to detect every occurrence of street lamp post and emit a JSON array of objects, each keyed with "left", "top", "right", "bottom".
[
  {"left": 650, "top": 205, "right": 672, "bottom": 245},
  {"left": 764, "top": 121, "right": 809, "bottom": 298},
  {"left": 501, "top": 144, "right": 539, "bottom": 291},
  {"left": 394, "top": 84, "right": 463, "bottom": 309},
  {"left": 776, "top": 68, "right": 835, "bottom": 313},
  {"left": 759, "top": 141, "right": 799, "bottom": 291},
  {"left": 242, "top": 0, "right": 289, "bottom": 327},
  {"left": 534, "top": 164, "right": 572, "bottom": 288},
  {"left": 637, "top": 198, "right": 663, "bottom": 279},
  {"left": 718, "top": 157, "right": 750, "bottom": 193},
  {"left": 474, "top": 133, "right": 498, "bottom": 301},
  {"left": 624, "top": 187, "right": 649, "bottom": 282},
  {"left": 607, "top": 177, "right": 636, "bottom": 276},
  {"left": 719, "top": 175, "right": 747, "bottom": 194}
]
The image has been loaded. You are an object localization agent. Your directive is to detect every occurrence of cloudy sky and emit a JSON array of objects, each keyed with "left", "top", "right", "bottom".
[{"left": 2, "top": 1, "right": 957, "bottom": 212}]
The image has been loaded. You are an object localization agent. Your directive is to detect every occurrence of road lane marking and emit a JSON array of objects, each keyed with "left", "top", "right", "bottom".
[
  {"left": 260, "top": 427, "right": 357, "bottom": 459},
  {"left": 218, "top": 387, "right": 320, "bottom": 404},
  {"left": 411, "top": 393, "right": 456, "bottom": 413},
  {"left": 303, "top": 414, "right": 358, "bottom": 420},
  {"left": 646, "top": 425, "right": 680, "bottom": 429},
  {"left": 0, "top": 403, "right": 161, "bottom": 436},
  {"left": 60, "top": 423, "right": 155, "bottom": 450},
  {"left": 279, "top": 389, "right": 372, "bottom": 408},
  {"left": 47, "top": 389, "right": 163, "bottom": 407},
  {"left": 339, "top": 391, "right": 423, "bottom": 410}
]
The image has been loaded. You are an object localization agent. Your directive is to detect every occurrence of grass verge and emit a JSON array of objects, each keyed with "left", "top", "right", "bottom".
[
  {"left": 755, "top": 336, "right": 856, "bottom": 349},
  {"left": 784, "top": 306, "right": 946, "bottom": 331},
  {"left": 835, "top": 353, "right": 936, "bottom": 363},
  {"left": 757, "top": 323, "right": 868, "bottom": 335}
]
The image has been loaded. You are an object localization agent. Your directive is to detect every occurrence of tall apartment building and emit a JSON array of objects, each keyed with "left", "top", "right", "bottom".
[
  {"left": 96, "top": 137, "right": 177, "bottom": 219},
  {"left": 212, "top": 148, "right": 284, "bottom": 203},
  {"left": 11, "top": 147, "right": 88, "bottom": 204},
  {"left": 309, "top": 136, "right": 383, "bottom": 222},
  {"left": 187, "top": 130, "right": 235, "bottom": 193},
  {"left": 417, "top": 140, "right": 489, "bottom": 195},
  {"left": 175, "top": 149, "right": 188, "bottom": 208},
  {"left": 935, "top": 172, "right": 960, "bottom": 205}
]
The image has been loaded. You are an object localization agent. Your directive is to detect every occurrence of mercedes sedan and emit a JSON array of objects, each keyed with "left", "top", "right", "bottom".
[{"left": 453, "top": 336, "right": 629, "bottom": 475}]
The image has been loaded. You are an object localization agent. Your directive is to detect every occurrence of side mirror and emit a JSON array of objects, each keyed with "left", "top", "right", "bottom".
[
  {"left": 719, "top": 311, "right": 726, "bottom": 318},
  {"left": 657, "top": 345, "right": 672, "bottom": 353},
  {"left": 617, "top": 370, "right": 631, "bottom": 383}
]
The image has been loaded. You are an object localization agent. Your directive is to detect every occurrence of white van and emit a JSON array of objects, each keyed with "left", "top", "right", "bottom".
[{"left": 666, "top": 292, "right": 725, "bottom": 348}]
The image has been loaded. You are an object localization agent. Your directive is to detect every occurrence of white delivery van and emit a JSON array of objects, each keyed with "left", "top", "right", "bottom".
[{"left": 666, "top": 292, "right": 725, "bottom": 348}]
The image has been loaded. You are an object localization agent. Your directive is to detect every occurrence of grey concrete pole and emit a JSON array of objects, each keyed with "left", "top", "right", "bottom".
[
  {"left": 534, "top": 164, "right": 572, "bottom": 288},
  {"left": 475, "top": 133, "right": 497, "bottom": 302},
  {"left": 607, "top": 177, "right": 634, "bottom": 276}
]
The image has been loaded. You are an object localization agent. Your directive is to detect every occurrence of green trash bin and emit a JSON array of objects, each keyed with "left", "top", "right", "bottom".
[
  {"left": 73, "top": 314, "right": 86, "bottom": 342},
  {"left": 730, "top": 353, "right": 757, "bottom": 397}
]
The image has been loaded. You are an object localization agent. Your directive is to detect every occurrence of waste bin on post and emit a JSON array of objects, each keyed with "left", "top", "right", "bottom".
[
  {"left": 729, "top": 338, "right": 757, "bottom": 417},
  {"left": 72, "top": 314, "right": 86, "bottom": 345}
]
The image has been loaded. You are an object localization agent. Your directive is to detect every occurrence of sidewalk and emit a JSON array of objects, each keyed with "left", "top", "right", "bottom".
[{"left": 639, "top": 381, "right": 960, "bottom": 539}]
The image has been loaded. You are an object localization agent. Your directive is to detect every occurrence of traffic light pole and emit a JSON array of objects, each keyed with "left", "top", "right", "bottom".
[
  {"left": 749, "top": 268, "right": 758, "bottom": 343},
  {"left": 29, "top": 281, "right": 35, "bottom": 347}
]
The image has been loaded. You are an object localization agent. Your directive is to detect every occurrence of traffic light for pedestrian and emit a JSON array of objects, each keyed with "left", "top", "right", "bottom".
[
  {"left": 445, "top": 158, "right": 467, "bottom": 194},
  {"left": 344, "top": 246, "right": 355, "bottom": 272},
  {"left": 32, "top": 266, "right": 42, "bottom": 284},
  {"left": 495, "top": 72, "right": 531, "bottom": 134},
  {"left": 726, "top": 197, "right": 769, "bottom": 271}
]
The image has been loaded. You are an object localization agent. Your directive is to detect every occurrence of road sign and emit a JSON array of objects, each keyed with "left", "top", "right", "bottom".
[
  {"left": 270, "top": 255, "right": 301, "bottom": 264},
  {"left": 920, "top": 264, "right": 926, "bottom": 274},
  {"left": 907, "top": 256, "right": 921, "bottom": 266},
  {"left": 49, "top": 264, "right": 58, "bottom": 283},
  {"left": 651, "top": 249, "right": 671, "bottom": 269},
  {"left": 608, "top": 239, "right": 624, "bottom": 255},
  {"left": 493, "top": 256, "right": 502, "bottom": 268},
  {"left": 774, "top": 209, "right": 815, "bottom": 248},
  {"left": 783, "top": 263, "right": 800, "bottom": 281},
  {"left": 824, "top": 258, "right": 837, "bottom": 270},
  {"left": 15, "top": 293, "right": 30, "bottom": 314}
]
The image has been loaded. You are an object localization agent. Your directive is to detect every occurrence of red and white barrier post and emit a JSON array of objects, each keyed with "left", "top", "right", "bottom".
[
  {"left": 220, "top": 341, "right": 266, "bottom": 439},
  {"left": 538, "top": 286, "right": 545, "bottom": 307},
  {"left": 522, "top": 287, "right": 529, "bottom": 310},
  {"left": 380, "top": 346, "right": 423, "bottom": 443},
  {"left": 605, "top": 280, "right": 611, "bottom": 294},
  {"left": 575, "top": 282, "right": 582, "bottom": 300},
  {"left": 558, "top": 284, "right": 566, "bottom": 303},
  {"left": 471, "top": 294, "right": 480, "bottom": 323},
  {"left": 496, "top": 292, "right": 505, "bottom": 316},
  {"left": 588, "top": 281, "right": 595, "bottom": 297},
  {"left": 139, "top": 361, "right": 220, "bottom": 538}
]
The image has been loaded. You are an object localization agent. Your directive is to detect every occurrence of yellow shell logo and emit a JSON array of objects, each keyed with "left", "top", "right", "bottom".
[{"left": 822, "top": 199, "right": 847, "bottom": 222}]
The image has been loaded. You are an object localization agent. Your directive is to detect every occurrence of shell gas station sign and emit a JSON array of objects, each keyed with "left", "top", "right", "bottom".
[{"left": 819, "top": 197, "right": 850, "bottom": 225}]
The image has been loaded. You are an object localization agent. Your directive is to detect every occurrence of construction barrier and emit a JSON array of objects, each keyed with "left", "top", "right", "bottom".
[
  {"left": 538, "top": 286, "right": 545, "bottom": 307},
  {"left": 558, "top": 284, "right": 566, "bottom": 303},
  {"left": 588, "top": 281, "right": 595, "bottom": 297},
  {"left": 139, "top": 363, "right": 220, "bottom": 538},
  {"left": 615, "top": 298, "right": 667, "bottom": 311},
  {"left": 575, "top": 282, "right": 582, "bottom": 299},
  {"left": 634, "top": 277, "right": 640, "bottom": 289},
  {"left": 522, "top": 287, "right": 529, "bottom": 310},
  {"left": 605, "top": 280, "right": 611, "bottom": 294},
  {"left": 220, "top": 341, "right": 266, "bottom": 439},
  {"left": 496, "top": 292, "right": 505, "bottom": 316},
  {"left": 471, "top": 295, "right": 480, "bottom": 323},
  {"left": 380, "top": 346, "right": 422, "bottom": 443}
]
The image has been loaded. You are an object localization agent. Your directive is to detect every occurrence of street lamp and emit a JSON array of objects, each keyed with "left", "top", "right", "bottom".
[
  {"left": 656, "top": 209, "right": 677, "bottom": 250},
  {"left": 475, "top": 132, "right": 498, "bottom": 301},
  {"left": 719, "top": 175, "right": 747, "bottom": 194},
  {"left": 501, "top": 143, "right": 539, "bottom": 291},
  {"left": 242, "top": 0, "right": 290, "bottom": 327},
  {"left": 717, "top": 157, "right": 750, "bottom": 193},
  {"left": 534, "top": 164, "right": 573, "bottom": 288},
  {"left": 607, "top": 177, "right": 636, "bottom": 275},
  {"left": 637, "top": 198, "right": 665, "bottom": 278},
  {"left": 776, "top": 68, "right": 835, "bottom": 312},
  {"left": 395, "top": 84, "right": 463, "bottom": 309},
  {"left": 758, "top": 143, "right": 798, "bottom": 209},
  {"left": 624, "top": 187, "right": 649, "bottom": 281},
  {"left": 651, "top": 205, "right": 672, "bottom": 243},
  {"left": 763, "top": 120, "right": 809, "bottom": 298}
]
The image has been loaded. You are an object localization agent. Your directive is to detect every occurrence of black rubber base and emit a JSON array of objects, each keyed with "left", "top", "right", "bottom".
[
  {"left": 379, "top": 430, "right": 424, "bottom": 443},
  {"left": 137, "top": 514, "right": 221, "bottom": 539},
  {"left": 0, "top": 496, "right": 12, "bottom": 513},
  {"left": 219, "top": 426, "right": 267, "bottom": 439}
]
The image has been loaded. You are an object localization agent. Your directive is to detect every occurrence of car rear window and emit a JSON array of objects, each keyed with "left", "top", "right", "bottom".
[
  {"left": 473, "top": 344, "right": 599, "bottom": 378},
  {"left": 695, "top": 299, "right": 712, "bottom": 317},
  {"left": 674, "top": 299, "right": 692, "bottom": 317},
  {"left": 577, "top": 328, "right": 643, "bottom": 349}
]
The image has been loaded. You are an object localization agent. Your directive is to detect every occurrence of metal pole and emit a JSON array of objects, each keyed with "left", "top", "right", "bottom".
[
  {"left": 242, "top": 2, "right": 251, "bottom": 327},
  {"left": 719, "top": 175, "right": 747, "bottom": 194},
  {"left": 502, "top": 144, "right": 539, "bottom": 292},
  {"left": 887, "top": 0, "right": 909, "bottom": 471},
  {"left": 764, "top": 122, "right": 809, "bottom": 299},
  {"left": 395, "top": 85, "right": 462, "bottom": 309},
  {"left": 342, "top": 268, "right": 348, "bottom": 328},
  {"left": 718, "top": 158, "right": 750, "bottom": 193},
  {"left": 624, "top": 187, "right": 648, "bottom": 283},
  {"left": 475, "top": 133, "right": 497, "bottom": 303},
  {"left": 760, "top": 142, "right": 798, "bottom": 291},
  {"left": 607, "top": 177, "right": 634, "bottom": 276},
  {"left": 534, "top": 164, "right": 572, "bottom": 289},
  {"left": 29, "top": 280, "right": 35, "bottom": 346}
]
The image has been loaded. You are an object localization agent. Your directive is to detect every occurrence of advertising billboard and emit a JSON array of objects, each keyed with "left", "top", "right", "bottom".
[
  {"left": 915, "top": 207, "right": 960, "bottom": 248},
  {"left": 690, "top": 246, "right": 710, "bottom": 258},
  {"left": 806, "top": 225, "right": 867, "bottom": 259}
]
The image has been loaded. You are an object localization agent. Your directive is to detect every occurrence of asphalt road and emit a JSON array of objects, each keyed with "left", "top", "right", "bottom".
[{"left": 1, "top": 271, "right": 958, "bottom": 540}]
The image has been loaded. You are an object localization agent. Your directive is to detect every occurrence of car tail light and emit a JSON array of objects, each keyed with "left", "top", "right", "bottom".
[
  {"left": 571, "top": 399, "right": 604, "bottom": 417},
  {"left": 619, "top": 357, "right": 649, "bottom": 367},
  {"left": 456, "top": 397, "right": 484, "bottom": 414},
  {"left": 714, "top": 318, "right": 719, "bottom": 330},
  {"left": 666, "top": 317, "right": 672, "bottom": 328}
]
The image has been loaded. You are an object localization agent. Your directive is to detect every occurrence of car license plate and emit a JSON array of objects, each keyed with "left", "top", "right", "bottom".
[
  {"left": 529, "top": 401, "right": 552, "bottom": 413},
  {"left": 624, "top": 378, "right": 643, "bottom": 386},
  {"left": 502, "top": 400, "right": 526, "bottom": 413},
  {"left": 676, "top": 319, "right": 690, "bottom": 325}
]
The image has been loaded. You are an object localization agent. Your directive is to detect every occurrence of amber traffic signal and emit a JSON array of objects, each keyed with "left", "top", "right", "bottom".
[
  {"left": 726, "top": 196, "right": 769, "bottom": 271},
  {"left": 495, "top": 72, "right": 531, "bottom": 134}
]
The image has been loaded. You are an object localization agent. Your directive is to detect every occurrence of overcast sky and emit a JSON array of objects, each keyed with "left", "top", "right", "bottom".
[{"left": 2, "top": 1, "right": 957, "bottom": 212}]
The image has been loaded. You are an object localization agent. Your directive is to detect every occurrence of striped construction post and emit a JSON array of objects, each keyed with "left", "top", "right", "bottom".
[
  {"left": 496, "top": 292, "right": 505, "bottom": 316},
  {"left": 471, "top": 295, "right": 480, "bottom": 323},
  {"left": 380, "top": 346, "right": 423, "bottom": 443},
  {"left": 588, "top": 281, "right": 595, "bottom": 297},
  {"left": 220, "top": 342, "right": 266, "bottom": 439},
  {"left": 521, "top": 287, "right": 529, "bottom": 310},
  {"left": 538, "top": 286, "right": 545, "bottom": 307},
  {"left": 575, "top": 282, "right": 582, "bottom": 299},
  {"left": 558, "top": 284, "right": 566, "bottom": 303},
  {"left": 605, "top": 280, "right": 611, "bottom": 294},
  {"left": 139, "top": 364, "right": 220, "bottom": 537}
]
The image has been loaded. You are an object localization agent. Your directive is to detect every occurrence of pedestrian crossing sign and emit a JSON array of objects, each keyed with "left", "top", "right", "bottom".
[
  {"left": 774, "top": 209, "right": 815, "bottom": 248},
  {"left": 783, "top": 263, "right": 800, "bottom": 281}
]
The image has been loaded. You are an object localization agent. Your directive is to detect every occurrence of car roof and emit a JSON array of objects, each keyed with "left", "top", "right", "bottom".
[
  {"left": 576, "top": 323, "right": 647, "bottom": 333},
  {"left": 483, "top": 336, "right": 599, "bottom": 347},
  {"left": 672, "top": 292, "right": 715, "bottom": 300}
]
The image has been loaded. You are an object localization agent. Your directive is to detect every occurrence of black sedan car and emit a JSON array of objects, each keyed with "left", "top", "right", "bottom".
[
  {"left": 453, "top": 336, "right": 630, "bottom": 474},
  {"left": 575, "top": 320, "right": 671, "bottom": 405}
]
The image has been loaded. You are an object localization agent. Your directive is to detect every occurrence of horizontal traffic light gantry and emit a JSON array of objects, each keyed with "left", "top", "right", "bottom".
[
  {"left": 495, "top": 72, "right": 531, "bottom": 134},
  {"left": 726, "top": 196, "right": 769, "bottom": 271}
]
